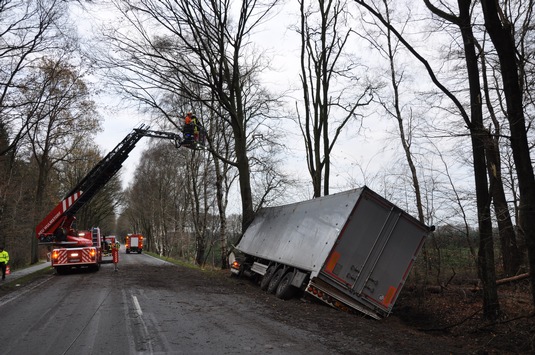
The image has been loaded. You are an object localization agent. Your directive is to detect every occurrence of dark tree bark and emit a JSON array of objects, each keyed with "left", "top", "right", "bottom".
[
  {"left": 480, "top": 0, "right": 535, "bottom": 305},
  {"left": 424, "top": 0, "right": 499, "bottom": 319},
  {"left": 485, "top": 136, "right": 521, "bottom": 276},
  {"left": 356, "top": 0, "right": 501, "bottom": 319},
  {"left": 473, "top": 30, "right": 522, "bottom": 277}
]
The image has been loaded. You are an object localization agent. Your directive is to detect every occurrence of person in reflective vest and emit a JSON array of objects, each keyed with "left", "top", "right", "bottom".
[
  {"left": 181, "top": 112, "right": 206, "bottom": 148},
  {"left": 111, "top": 241, "right": 120, "bottom": 271},
  {"left": 182, "top": 112, "right": 195, "bottom": 147},
  {"left": 0, "top": 246, "right": 9, "bottom": 281}
]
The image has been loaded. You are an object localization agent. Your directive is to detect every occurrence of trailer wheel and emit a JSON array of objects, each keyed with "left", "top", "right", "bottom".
[
  {"left": 276, "top": 271, "right": 297, "bottom": 300},
  {"left": 260, "top": 266, "right": 276, "bottom": 291},
  {"left": 267, "top": 268, "right": 285, "bottom": 294}
]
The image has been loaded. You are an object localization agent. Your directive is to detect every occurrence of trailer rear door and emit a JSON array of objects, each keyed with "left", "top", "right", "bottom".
[{"left": 319, "top": 191, "right": 427, "bottom": 315}]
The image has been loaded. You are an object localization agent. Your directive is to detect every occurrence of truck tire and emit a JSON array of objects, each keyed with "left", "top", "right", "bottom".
[
  {"left": 276, "top": 271, "right": 297, "bottom": 300},
  {"left": 267, "top": 268, "right": 285, "bottom": 294},
  {"left": 260, "top": 266, "right": 276, "bottom": 291}
]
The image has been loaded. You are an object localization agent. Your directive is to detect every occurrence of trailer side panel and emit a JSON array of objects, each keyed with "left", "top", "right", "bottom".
[{"left": 237, "top": 189, "right": 364, "bottom": 272}]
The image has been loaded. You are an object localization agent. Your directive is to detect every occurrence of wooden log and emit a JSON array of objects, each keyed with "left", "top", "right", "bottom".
[{"left": 496, "top": 272, "right": 529, "bottom": 285}]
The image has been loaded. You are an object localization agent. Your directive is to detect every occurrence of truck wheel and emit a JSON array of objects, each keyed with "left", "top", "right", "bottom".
[
  {"left": 260, "top": 266, "right": 276, "bottom": 291},
  {"left": 56, "top": 266, "right": 67, "bottom": 275},
  {"left": 276, "top": 272, "right": 297, "bottom": 300},
  {"left": 267, "top": 268, "right": 285, "bottom": 294}
]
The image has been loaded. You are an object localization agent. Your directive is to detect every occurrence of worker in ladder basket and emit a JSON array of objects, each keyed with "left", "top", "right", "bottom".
[{"left": 181, "top": 112, "right": 206, "bottom": 149}]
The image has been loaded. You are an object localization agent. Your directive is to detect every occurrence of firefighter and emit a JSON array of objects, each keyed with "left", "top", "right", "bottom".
[
  {"left": 0, "top": 246, "right": 9, "bottom": 281},
  {"left": 182, "top": 112, "right": 195, "bottom": 147},
  {"left": 102, "top": 237, "right": 109, "bottom": 255},
  {"left": 191, "top": 114, "right": 200, "bottom": 142},
  {"left": 111, "top": 240, "right": 120, "bottom": 271}
]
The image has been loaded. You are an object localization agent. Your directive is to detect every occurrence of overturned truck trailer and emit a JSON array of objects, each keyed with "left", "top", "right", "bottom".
[{"left": 231, "top": 186, "right": 433, "bottom": 319}]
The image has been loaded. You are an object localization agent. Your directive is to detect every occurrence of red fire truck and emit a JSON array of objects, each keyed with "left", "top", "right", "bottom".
[
  {"left": 36, "top": 125, "right": 191, "bottom": 273},
  {"left": 125, "top": 234, "right": 143, "bottom": 254}
]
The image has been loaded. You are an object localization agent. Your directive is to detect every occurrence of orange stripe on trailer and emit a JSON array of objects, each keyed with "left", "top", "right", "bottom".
[
  {"left": 382, "top": 286, "right": 397, "bottom": 306},
  {"left": 325, "top": 251, "right": 341, "bottom": 273}
]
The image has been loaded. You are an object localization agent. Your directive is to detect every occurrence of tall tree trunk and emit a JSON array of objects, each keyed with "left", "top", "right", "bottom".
[
  {"left": 486, "top": 139, "right": 521, "bottom": 276},
  {"left": 423, "top": 0, "right": 500, "bottom": 318},
  {"left": 233, "top": 131, "right": 254, "bottom": 232},
  {"left": 214, "top": 157, "right": 229, "bottom": 269},
  {"left": 477, "top": 36, "right": 522, "bottom": 277},
  {"left": 481, "top": 0, "right": 535, "bottom": 306},
  {"left": 32, "top": 153, "right": 50, "bottom": 264},
  {"left": 382, "top": 0, "right": 425, "bottom": 224},
  {"left": 459, "top": 0, "right": 499, "bottom": 320}
]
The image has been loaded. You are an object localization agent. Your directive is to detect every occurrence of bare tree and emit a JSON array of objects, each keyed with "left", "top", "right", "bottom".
[
  {"left": 354, "top": 0, "right": 501, "bottom": 319},
  {"left": 480, "top": 0, "right": 535, "bottom": 306},
  {"left": 123, "top": 141, "right": 189, "bottom": 256},
  {"left": 0, "top": 0, "right": 69, "bottom": 262},
  {"left": 22, "top": 57, "right": 100, "bottom": 263},
  {"left": 208, "top": 107, "right": 238, "bottom": 268},
  {"left": 296, "top": 0, "right": 372, "bottom": 197},
  {"left": 422, "top": 0, "right": 499, "bottom": 320},
  {"left": 97, "top": 0, "right": 284, "bottom": 234},
  {"left": 359, "top": 0, "right": 426, "bottom": 223},
  {"left": 0, "top": 0, "right": 69, "bottom": 156},
  {"left": 0, "top": 121, "right": 34, "bottom": 266},
  {"left": 184, "top": 148, "right": 215, "bottom": 265},
  {"left": 476, "top": 37, "right": 521, "bottom": 276}
]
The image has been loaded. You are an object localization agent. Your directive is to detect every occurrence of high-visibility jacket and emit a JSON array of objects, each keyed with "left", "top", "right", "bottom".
[{"left": 0, "top": 250, "right": 9, "bottom": 264}]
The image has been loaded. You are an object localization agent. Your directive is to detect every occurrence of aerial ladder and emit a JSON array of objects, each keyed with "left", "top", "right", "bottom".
[{"left": 36, "top": 124, "right": 190, "bottom": 273}]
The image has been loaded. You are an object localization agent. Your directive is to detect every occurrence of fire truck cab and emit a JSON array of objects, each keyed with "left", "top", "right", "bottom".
[{"left": 126, "top": 234, "right": 143, "bottom": 254}]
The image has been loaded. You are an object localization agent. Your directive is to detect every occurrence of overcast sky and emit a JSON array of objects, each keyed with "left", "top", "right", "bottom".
[
  {"left": 79, "top": 2, "right": 373, "bottom": 193},
  {"left": 72, "top": 1, "right": 476, "bottom": 224}
]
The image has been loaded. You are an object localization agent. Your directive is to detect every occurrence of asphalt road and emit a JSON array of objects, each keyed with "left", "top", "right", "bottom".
[{"left": 0, "top": 250, "right": 367, "bottom": 355}]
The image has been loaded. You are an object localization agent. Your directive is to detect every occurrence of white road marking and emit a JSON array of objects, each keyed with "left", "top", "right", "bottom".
[{"left": 132, "top": 295, "right": 143, "bottom": 316}]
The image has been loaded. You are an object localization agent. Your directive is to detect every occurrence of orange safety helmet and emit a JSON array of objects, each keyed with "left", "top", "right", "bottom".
[{"left": 185, "top": 112, "right": 192, "bottom": 124}]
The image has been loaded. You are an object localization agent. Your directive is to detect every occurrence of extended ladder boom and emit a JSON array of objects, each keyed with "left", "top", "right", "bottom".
[{"left": 36, "top": 125, "right": 184, "bottom": 241}]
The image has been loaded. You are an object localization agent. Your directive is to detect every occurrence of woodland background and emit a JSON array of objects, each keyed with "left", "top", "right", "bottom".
[{"left": 0, "top": 0, "right": 534, "bottom": 324}]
